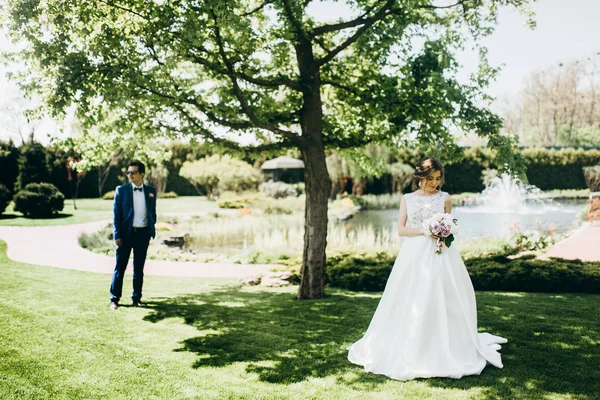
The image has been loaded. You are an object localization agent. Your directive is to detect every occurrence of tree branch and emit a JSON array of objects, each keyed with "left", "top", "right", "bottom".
[
  {"left": 96, "top": 0, "right": 150, "bottom": 21},
  {"left": 419, "top": 0, "right": 465, "bottom": 10},
  {"left": 185, "top": 47, "right": 301, "bottom": 90},
  {"left": 311, "top": 1, "right": 384, "bottom": 37},
  {"left": 321, "top": 78, "right": 363, "bottom": 97},
  {"left": 316, "top": 0, "right": 396, "bottom": 67},
  {"left": 239, "top": 0, "right": 273, "bottom": 17},
  {"left": 281, "top": 0, "right": 307, "bottom": 40},
  {"left": 209, "top": 8, "right": 298, "bottom": 141}
]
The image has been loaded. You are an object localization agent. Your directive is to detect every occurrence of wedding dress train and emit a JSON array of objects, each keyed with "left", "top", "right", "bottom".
[{"left": 348, "top": 191, "right": 507, "bottom": 380}]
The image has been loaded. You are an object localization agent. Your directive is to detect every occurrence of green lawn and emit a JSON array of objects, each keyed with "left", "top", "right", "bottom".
[
  {"left": 0, "top": 196, "right": 218, "bottom": 226},
  {"left": 1, "top": 240, "right": 599, "bottom": 399}
]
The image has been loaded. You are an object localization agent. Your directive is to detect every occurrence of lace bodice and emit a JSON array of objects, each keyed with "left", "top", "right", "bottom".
[{"left": 404, "top": 191, "right": 449, "bottom": 228}]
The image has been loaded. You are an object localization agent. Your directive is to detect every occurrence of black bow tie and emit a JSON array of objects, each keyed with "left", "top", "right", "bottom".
[{"left": 133, "top": 187, "right": 143, "bottom": 192}]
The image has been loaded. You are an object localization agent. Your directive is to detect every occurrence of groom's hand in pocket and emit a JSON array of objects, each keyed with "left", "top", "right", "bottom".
[{"left": 115, "top": 239, "right": 122, "bottom": 247}]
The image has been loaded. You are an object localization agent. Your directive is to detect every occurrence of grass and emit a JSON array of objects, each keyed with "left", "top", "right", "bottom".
[
  {"left": 1, "top": 240, "right": 599, "bottom": 399},
  {"left": 0, "top": 196, "right": 219, "bottom": 226}
]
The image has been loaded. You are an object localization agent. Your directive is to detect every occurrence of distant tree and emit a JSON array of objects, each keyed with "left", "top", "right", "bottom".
[
  {"left": 16, "top": 136, "right": 49, "bottom": 192},
  {"left": 0, "top": 140, "right": 20, "bottom": 193},
  {"left": 502, "top": 54, "right": 600, "bottom": 147},
  {"left": 180, "top": 154, "right": 262, "bottom": 198}
]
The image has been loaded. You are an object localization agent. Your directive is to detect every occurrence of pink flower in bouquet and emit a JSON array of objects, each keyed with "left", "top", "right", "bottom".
[
  {"left": 441, "top": 225, "right": 452, "bottom": 237},
  {"left": 433, "top": 224, "right": 444, "bottom": 235},
  {"left": 422, "top": 214, "right": 459, "bottom": 254}
]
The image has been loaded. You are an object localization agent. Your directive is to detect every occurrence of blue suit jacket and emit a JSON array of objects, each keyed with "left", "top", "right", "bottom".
[{"left": 113, "top": 183, "right": 157, "bottom": 240}]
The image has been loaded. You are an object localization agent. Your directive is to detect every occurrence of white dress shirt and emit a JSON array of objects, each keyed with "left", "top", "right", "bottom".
[{"left": 132, "top": 183, "right": 148, "bottom": 228}]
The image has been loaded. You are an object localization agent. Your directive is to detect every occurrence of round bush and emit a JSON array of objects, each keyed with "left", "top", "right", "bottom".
[
  {"left": 13, "top": 182, "right": 65, "bottom": 218},
  {"left": 259, "top": 180, "right": 298, "bottom": 199},
  {"left": 0, "top": 184, "right": 12, "bottom": 215}
]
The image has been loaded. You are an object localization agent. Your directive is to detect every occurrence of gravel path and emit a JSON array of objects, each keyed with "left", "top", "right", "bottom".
[
  {"left": 0, "top": 220, "right": 274, "bottom": 278},
  {"left": 539, "top": 223, "right": 600, "bottom": 262}
]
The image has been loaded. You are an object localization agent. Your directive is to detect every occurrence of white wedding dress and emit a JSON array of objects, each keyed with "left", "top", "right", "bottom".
[{"left": 348, "top": 191, "right": 507, "bottom": 381}]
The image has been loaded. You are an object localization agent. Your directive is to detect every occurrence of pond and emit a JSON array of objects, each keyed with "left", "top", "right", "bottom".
[{"left": 341, "top": 199, "right": 588, "bottom": 241}]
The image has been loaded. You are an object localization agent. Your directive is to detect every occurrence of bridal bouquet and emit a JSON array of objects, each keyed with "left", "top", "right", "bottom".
[{"left": 422, "top": 213, "right": 459, "bottom": 254}]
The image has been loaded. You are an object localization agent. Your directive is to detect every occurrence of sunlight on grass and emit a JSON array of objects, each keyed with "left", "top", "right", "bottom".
[{"left": 1, "top": 240, "right": 599, "bottom": 399}]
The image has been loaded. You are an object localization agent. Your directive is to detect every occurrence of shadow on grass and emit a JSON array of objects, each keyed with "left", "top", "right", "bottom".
[
  {"left": 0, "top": 213, "right": 73, "bottom": 220},
  {"left": 144, "top": 288, "right": 600, "bottom": 399}
]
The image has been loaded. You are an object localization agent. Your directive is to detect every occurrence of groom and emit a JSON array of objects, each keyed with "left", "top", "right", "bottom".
[{"left": 109, "top": 160, "right": 157, "bottom": 310}]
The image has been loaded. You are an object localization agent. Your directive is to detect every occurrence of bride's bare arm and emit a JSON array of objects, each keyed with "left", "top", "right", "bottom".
[
  {"left": 397, "top": 196, "right": 426, "bottom": 237},
  {"left": 444, "top": 195, "right": 452, "bottom": 213}
]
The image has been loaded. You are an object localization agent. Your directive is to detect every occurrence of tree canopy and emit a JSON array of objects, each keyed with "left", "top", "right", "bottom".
[{"left": 2, "top": 0, "right": 532, "bottom": 298}]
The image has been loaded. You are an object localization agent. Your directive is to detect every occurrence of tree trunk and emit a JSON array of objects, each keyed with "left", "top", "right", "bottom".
[
  {"left": 298, "top": 142, "right": 331, "bottom": 300},
  {"left": 295, "top": 37, "right": 331, "bottom": 299}
]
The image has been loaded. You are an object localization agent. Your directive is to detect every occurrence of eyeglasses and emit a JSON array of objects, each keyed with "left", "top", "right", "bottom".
[{"left": 125, "top": 170, "right": 138, "bottom": 175}]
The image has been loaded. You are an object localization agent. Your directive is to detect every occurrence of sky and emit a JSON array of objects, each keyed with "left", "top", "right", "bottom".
[{"left": 0, "top": 0, "right": 598, "bottom": 144}]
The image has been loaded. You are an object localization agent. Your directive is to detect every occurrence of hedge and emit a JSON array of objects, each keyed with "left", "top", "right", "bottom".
[
  {"left": 326, "top": 252, "right": 600, "bottom": 294},
  {"left": 393, "top": 147, "right": 600, "bottom": 194}
]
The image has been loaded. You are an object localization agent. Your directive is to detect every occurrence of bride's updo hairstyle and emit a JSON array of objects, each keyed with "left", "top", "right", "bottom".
[{"left": 411, "top": 156, "right": 445, "bottom": 191}]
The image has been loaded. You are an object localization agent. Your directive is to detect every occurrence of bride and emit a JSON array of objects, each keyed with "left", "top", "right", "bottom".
[{"left": 347, "top": 156, "right": 507, "bottom": 380}]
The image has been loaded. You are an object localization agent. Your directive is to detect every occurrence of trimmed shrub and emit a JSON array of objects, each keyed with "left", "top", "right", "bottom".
[
  {"left": 583, "top": 165, "right": 600, "bottom": 192},
  {"left": 259, "top": 180, "right": 297, "bottom": 199},
  {"left": 16, "top": 140, "right": 50, "bottom": 191},
  {"left": 465, "top": 255, "right": 600, "bottom": 293},
  {"left": 13, "top": 183, "right": 65, "bottom": 218},
  {"left": 102, "top": 190, "right": 116, "bottom": 200},
  {"left": 326, "top": 251, "right": 600, "bottom": 294},
  {"left": 326, "top": 252, "right": 394, "bottom": 292},
  {"left": 0, "top": 184, "right": 12, "bottom": 215}
]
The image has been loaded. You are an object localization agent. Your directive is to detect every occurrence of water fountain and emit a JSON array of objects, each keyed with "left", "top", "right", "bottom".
[
  {"left": 452, "top": 173, "right": 583, "bottom": 238},
  {"left": 476, "top": 174, "right": 553, "bottom": 214}
]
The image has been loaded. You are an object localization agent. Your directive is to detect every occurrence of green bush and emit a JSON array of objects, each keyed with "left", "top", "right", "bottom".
[
  {"left": 180, "top": 154, "right": 262, "bottom": 198},
  {"left": 259, "top": 180, "right": 297, "bottom": 198},
  {"left": 465, "top": 256, "right": 600, "bottom": 293},
  {"left": 216, "top": 195, "right": 260, "bottom": 209},
  {"left": 78, "top": 225, "right": 113, "bottom": 254},
  {"left": 13, "top": 183, "right": 65, "bottom": 218},
  {"left": 583, "top": 165, "right": 600, "bottom": 192},
  {"left": 358, "top": 193, "right": 403, "bottom": 210},
  {"left": 0, "top": 184, "right": 12, "bottom": 215},
  {"left": 326, "top": 252, "right": 395, "bottom": 292},
  {"left": 16, "top": 140, "right": 50, "bottom": 192},
  {"left": 102, "top": 190, "right": 116, "bottom": 200},
  {"left": 326, "top": 251, "right": 600, "bottom": 294}
]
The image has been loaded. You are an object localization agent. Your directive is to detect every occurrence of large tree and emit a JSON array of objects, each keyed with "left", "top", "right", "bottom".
[{"left": 3, "top": 0, "right": 528, "bottom": 299}]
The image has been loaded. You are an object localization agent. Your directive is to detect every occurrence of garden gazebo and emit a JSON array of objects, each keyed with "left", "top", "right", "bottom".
[{"left": 261, "top": 156, "right": 305, "bottom": 183}]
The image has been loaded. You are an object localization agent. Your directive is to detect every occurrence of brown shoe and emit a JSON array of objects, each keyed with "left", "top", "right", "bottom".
[
  {"left": 109, "top": 302, "right": 118, "bottom": 310},
  {"left": 132, "top": 301, "right": 147, "bottom": 307}
]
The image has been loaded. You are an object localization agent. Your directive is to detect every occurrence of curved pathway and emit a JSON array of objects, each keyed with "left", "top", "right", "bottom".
[
  {"left": 539, "top": 223, "right": 600, "bottom": 262},
  {"left": 0, "top": 220, "right": 275, "bottom": 278}
]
